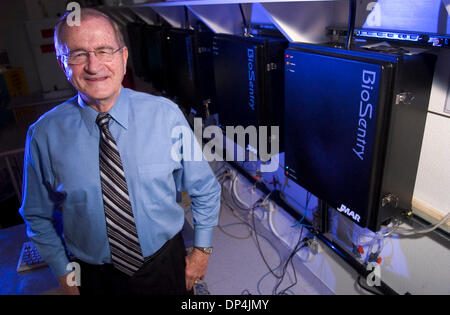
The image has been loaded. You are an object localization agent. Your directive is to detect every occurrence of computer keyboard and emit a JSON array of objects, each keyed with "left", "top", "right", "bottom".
[{"left": 16, "top": 241, "right": 47, "bottom": 273}]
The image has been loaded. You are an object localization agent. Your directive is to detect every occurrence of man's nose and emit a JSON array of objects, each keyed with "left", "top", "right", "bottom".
[{"left": 84, "top": 52, "right": 103, "bottom": 73}]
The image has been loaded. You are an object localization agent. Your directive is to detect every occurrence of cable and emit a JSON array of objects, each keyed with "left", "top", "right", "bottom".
[
  {"left": 253, "top": 232, "right": 285, "bottom": 295},
  {"left": 219, "top": 173, "right": 267, "bottom": 240},
  {"left": 393, "top": 213, "right": 450, "bottom": 236},
  {"left": 279, "top": 191, "right": 310, "bottom": 215},
  {"left": 247, "top": 193, "right": 287, "bottom": 281},
  {"left": 257, "top": 267, "right": 280, "bottom": 295},
  {"left": 219, "top": 170, "right": 253, "bottom": 211},
  {"left": 218, "top": 222, "right": 253, "bottom": 240},
  {"left": 241, "top": 289, "right": 252, "bottom": 295},
  {"left": 217, "top": 198, "right": 253, "bottom": 240},
  {"left": 267, "top": 201, "right": 312, "bottom": 263},
  {"left": 223, "top": 163, "right": 400, "bottom": 295},
  {"left": 213, "top": 164, "right": 229, "bottom": 177},
  {"left": 221, "top": 184, "right": 252, "bottom": 223},
  {"left": 273, "top": 226, "right": 306, "bottom": 295},
  {"left": 220, "top": 173, "right": 253, "bottom": 212},
  {"left": 256, "top": 259, "right": 295, "bottom": 296},
  {"left": 274, "top": 231, "right": 305, "bottom": 295},
  {"left": 231, "top": 174, "right": 253, "bottom": 210},
  {"left": 226, "top": 170, "right": 308, "bottom": 294},
  {"left": 260, "top": 190, "right": 273, "bottom": 207},
  {"left": 268, "top": 202, "right": 284, "bottom": 241},
  {"left": 251, "top": 200, "right": 284, "bottom": 280},
  {"left": 291, "top": 191, "right": 312, "bottom": 228},
  {"left": 354, "top": 213, "right": 450, "bottom": 262},
  {"left": 239, "top": 160, "right": 258, "bottom": 175},
  {"left": 345, "top": 0, "right": 356, "bottom": 50},
  {"left": 238, "top": 4, "right": 248, "bottom": 32},
  {"left": 227, "top": 199, "right": 285, "bottom": 295},
  {"left": 221, "top": 165, "right": 300, "bottom": 294},
  {"left": 184, "top": 6, "right": 190, "bottom": 29},
  {"left": 218, "top": 162, "right": 311, "bottom": 295},
  {"left": 278, "top": 191, "right": 313, "bottom": 228}
]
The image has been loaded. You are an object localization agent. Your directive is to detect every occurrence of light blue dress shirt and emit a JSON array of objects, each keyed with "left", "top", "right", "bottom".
[{"left": 19, "top": 87, "right": 221, "bottom": 278}]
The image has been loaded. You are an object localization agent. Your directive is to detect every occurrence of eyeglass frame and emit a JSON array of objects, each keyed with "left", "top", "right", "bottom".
[{"left": 58, "top": 46, "right": 124, "bottom": 65}]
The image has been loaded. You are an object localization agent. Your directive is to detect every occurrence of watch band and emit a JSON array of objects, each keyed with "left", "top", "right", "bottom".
[{"left": 194, "top": 246, "right": 213, "bottom": 255}]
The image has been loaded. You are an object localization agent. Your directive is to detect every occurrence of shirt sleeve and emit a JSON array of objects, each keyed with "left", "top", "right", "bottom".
[
  {"left": 173, "top": 108, "right": 221, "bottom": 248},
  {"left": 19, "top": 125, "right": 70, "bottom": 278}
]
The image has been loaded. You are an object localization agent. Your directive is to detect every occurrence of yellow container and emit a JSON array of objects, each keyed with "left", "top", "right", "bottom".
[{"left": 3, "top": 67, "right": 29, "bottom": 97}]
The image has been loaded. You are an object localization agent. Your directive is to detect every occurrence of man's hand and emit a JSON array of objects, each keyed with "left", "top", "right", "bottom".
[
  {"left": 185, "top": 248, "right": 211, "bottom": 291},
  {"left": 58, "top": 271, "right": 80, "bottom": 295}
]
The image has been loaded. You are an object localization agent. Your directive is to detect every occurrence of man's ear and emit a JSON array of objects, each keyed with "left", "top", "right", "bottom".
[
  {"left": 56, "top": 56, "right": 68, "bottom": 77},
  {"left": 122, "top": 46, "right": 128, "bottom": 73}
]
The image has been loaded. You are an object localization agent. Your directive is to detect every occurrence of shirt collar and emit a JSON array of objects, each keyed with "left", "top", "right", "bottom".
[{"left": 78, "top": 87, "right": 129, "bottom": 134}]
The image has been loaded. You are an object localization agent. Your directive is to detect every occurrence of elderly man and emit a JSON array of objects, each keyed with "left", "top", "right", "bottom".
[{"left": 19, "top": 8, "right": 221, "bottom": 295}]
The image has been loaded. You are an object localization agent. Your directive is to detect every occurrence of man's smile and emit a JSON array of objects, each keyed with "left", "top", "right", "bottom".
[{"left": 85, "top": 76, "right": 109, "bottom": 82}]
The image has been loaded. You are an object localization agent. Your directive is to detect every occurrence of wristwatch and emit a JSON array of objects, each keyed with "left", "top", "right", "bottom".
[{"left": 194, "top": 246, "right": 213, "bottom": 255}]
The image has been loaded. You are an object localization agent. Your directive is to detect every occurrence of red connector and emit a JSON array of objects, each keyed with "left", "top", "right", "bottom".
[{"left": 358, "top": 245, "right": 364, "bottom": 255}]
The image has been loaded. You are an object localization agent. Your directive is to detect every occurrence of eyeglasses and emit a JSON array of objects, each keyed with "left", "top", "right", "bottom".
[{"left": 61, "top": 47, "right": 123, "bottom": 65}]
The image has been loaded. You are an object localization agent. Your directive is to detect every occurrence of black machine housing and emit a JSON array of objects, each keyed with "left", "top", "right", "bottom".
[
  {"left": 126, "top": 22, "right": 152, "bottom": 82},
  {"left": 284, "top": 43, "right": 436, "bottom": 231},
  {"left": 166, "top": 28, "right": 216, "bottom": 117},
  {"left": 143, "top": 24, "right": 170, "bottom": 94},
  {"left": 126, "top": 23, "right": 170, "bottom": 93},
  {"left": 212, "top": 34, "right": 287, "bottom": 154}
]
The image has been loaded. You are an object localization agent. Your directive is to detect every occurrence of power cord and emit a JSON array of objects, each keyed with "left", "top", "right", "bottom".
[
  {"left": 394, "top": 212, "right": 450, "bottom": 236},
  {"left": 217, "top": 163, "right": 310, "bottom": 295},
  {"left": 273, "top": 226, "right": 307, "bottom": 295},
  {"left": 251, "top": 198, "right": 282, "bottom": 280}
]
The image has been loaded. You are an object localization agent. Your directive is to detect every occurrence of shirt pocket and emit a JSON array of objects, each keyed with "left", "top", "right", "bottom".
[{"left": 137, "top": 163, "right": 177, "bottom": 206}]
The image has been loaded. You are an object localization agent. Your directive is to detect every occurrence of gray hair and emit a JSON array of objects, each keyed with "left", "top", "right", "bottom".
[{"left": 54, "top": 8, "right": 125, "bottom": 56}]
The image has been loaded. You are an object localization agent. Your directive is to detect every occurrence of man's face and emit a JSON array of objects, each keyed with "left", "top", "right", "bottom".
[{"left": 57, "top": 17, "right": 128, "bottom": 104}]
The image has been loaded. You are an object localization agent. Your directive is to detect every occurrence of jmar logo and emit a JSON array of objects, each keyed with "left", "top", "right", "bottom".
[{"left": 337, "top": 204, "right": 361, "bottom": 223}]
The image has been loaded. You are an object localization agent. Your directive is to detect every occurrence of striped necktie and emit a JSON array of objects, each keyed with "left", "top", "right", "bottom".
[{"left": 96, "top": 113, "right": 144, "bottom": 276}]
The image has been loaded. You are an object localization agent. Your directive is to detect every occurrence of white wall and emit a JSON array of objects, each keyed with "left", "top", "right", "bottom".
[{"left": 414, "top": 50, "right": 450, "bottom": 223}]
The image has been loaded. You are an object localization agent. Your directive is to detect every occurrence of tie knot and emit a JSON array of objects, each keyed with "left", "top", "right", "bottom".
[{"left": 96, "top": 113, "right": 111, "bottom": 130}]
